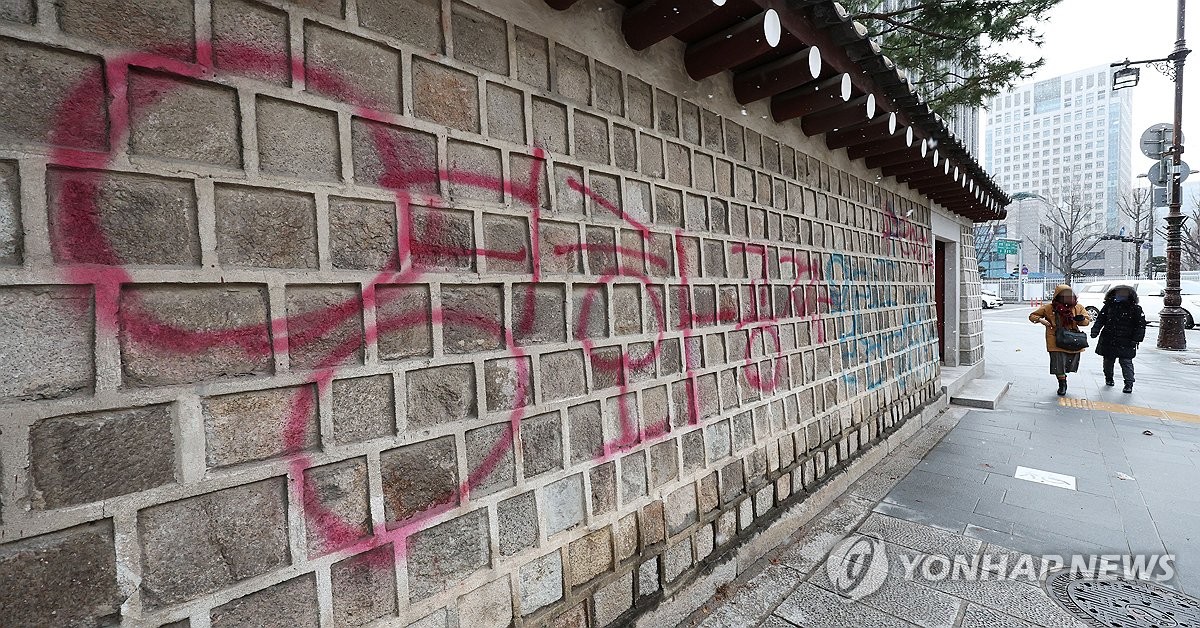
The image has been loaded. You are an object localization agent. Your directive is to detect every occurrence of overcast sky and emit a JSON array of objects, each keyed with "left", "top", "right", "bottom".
[{"left": 986, "top": 0, "right": 1198, "bottom": 183}]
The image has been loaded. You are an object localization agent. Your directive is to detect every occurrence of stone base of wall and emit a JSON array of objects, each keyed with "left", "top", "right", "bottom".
[{"left": 630, "top": 388, "right": 951, "bottom": 627}]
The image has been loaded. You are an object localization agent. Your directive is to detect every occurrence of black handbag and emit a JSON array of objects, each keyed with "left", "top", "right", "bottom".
[{"left": 1055, "top": 325, "right": 1090, "bottom": 351}]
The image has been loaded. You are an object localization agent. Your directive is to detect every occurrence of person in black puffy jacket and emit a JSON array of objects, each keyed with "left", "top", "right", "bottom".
[{"left": 1090, "top": 285, "right": 1149, "bottom": 393}]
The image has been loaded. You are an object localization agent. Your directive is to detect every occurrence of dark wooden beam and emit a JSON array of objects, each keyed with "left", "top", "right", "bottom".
[
  {"left": 825, "top": 112, "right": 896, "bottom": 150},
  {"left": 770, "top": 74, "right": 851, "bottom": 122},
  {"left": 864, "top": 140, "right": 927, "bottom": 170},
  {"left": 845, "top": 126, "right": 914, "bottom": 160},
  {"left": 732, "top": 46, "right": 822, "bottom": 104},
  {"left": 880, "top": 158, "right": 938, "bottom": 178},
  {"left": 800, "top": 94, "right": 874, "bottom": 136},
  {"left": 623, "top": 0, "right": 728, "bottom": 51},
  {"left": 685, "top": 9, "right": 782, "bottom": 80}
]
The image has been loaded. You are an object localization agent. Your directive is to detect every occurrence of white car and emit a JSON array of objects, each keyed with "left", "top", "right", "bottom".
[
  {"left": 981, "top": 290, "right": 1004, "bottom": 309},
  {"left": 1076, "top": 280, "right": 1199, "bottom": 329}
]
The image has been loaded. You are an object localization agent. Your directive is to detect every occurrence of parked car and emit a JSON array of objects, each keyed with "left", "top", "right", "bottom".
[
  {"left": 1076, "top": 281, "right": 1114, "bottom": 319},
  {"left": 981, "top": 289, "right": 1004, "bottom": 309},
  {"left": 1076, "top": 279, "right": 1199, "bottom": 329}
]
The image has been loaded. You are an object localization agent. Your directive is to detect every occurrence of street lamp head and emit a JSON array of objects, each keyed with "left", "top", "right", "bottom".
[{"left": 1112, "top": 65, "right": 1141, "bottom": 91}]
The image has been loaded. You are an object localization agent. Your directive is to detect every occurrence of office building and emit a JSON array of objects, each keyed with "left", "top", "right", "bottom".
[{"left": 984, "top": 65, "right": 1134, "bottom": 234}]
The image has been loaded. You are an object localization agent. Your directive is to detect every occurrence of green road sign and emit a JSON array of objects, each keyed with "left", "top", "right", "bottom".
[{"left": 995, "top": 239, "right": 1020, "bottom": 255}]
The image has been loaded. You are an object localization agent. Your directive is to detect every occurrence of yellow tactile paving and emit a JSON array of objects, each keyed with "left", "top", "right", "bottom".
[{"left": 1058, "top": 397, "right": 1200, "bottom": 424}]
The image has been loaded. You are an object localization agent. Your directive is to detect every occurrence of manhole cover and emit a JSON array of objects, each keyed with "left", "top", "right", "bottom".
[{"left": 1047, "top": 571, "right": 1200, "bottom": 627}]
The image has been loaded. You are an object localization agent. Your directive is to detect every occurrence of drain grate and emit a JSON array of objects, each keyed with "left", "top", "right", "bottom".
[{"left": 1047, "top": 571, "right": 1200, "bottom": 627}]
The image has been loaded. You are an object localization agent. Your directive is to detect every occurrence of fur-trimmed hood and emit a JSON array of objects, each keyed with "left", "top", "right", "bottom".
[{"left": 1104, "top": 284, "right": 1140, "bottom": 305}]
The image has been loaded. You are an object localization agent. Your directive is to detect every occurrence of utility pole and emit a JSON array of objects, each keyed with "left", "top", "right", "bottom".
[
  {"left": 1160, "top": 0, "right": 1190, "bottom": 350},
  {"left": 1114, "top": 0, "right": 1191, "bottom": 347},
  {"left": 1147, "top": 202, "right": 1156, "bottom": 279}
]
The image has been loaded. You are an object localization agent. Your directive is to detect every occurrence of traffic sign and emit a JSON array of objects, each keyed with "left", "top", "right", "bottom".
[
  {"left": 1140, "top": 123, "right": 1182, "bottom": 159},
  {"left": 1153, "top": 186, "right": 1169, "bottom": 207},
  {"left": 1147, "top": 160, "right": 1191, "bottom": 187},
  {"left": 1021, "top": 266, "right": 1030, "bottom": 275},
  {"left": 996, "top": 239, "right": 1020, "bottom": 255}
]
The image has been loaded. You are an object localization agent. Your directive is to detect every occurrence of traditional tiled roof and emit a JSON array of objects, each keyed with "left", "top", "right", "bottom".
[{"left": 547, "top": 0, "right": 1009, "bottom": 221}]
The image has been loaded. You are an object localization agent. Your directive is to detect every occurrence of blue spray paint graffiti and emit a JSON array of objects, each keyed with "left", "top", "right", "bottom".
[{"left": 825, "top": 253, "right": 938, "bottom": 393}]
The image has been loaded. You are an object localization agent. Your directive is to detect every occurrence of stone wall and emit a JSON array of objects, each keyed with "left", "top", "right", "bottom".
[
  {"left": 959, "top": 224, "right": 987, "bottom": 366},
  {"left": 0, "top": 0, "right": 952, "bottom": 626}
]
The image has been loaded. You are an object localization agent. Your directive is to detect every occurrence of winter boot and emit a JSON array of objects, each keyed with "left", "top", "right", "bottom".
[
  {"left": 1057, "top": 379, "right": 1068, "bottom": 396},
  {"left": 1123, "top": 382, "right": 1134, "bottom": 394},
  {"left": 1105, "top": 377, "right": 1115, "bottom": 387}
]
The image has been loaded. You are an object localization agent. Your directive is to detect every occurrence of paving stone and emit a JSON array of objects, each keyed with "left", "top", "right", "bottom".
[
  {"left": 696, "top": 563, "right": 801, "bottom": 628},
  {"left": 776, "top": 496, "right": 873, "bottom": 575},
  {"left": 922, "top": 573, "right": 1085, "bottom": 628},
  {"left": 451, "top": 2, "right": 507, "bottom": 74},
  {"left": 409, "top": 608, "right": 449, "bottom": 628},
  {"left": 205, "top": 384, "right": 319, "bottom": 465},
  {"left": 621, "top": 451, "right": 648, "bottom": 502},
  {"left": 331, "top": 374, "right": 396, "bottom": 444},
  {"left": 774, "top": 582, "right": 914, "bottom": 628},
  {"left": 286, "top": 285, "right": 362, "bottom": 369},
  {"left": 376, "top": 285, "right": 433, "bottom": 361},
  {"left": 960, "top": 604, "right": 1034, "bottom": 628},
  {"left": 129, "top": 70, "right": 240, "bottom": 168},
  {"left": 413, "top": 58, "right": 478, "bottom": 132},
  {"left": 405, "top": 363, "right": 476, "bottom": 430},
  {"left": 216, "top": 184, "right": 316, "bottom": 267},
  {"left": 2, "top": 286, "right": 94, "bottom": 400},
  {"left": 569, "top": 401, "right": 604, "bottom": 465},
  {"left": 857, "top": 513, "right": 983, "bottom": 558},
  {"left": 810, "top": 552, "right": 961, "bottom": 628},
  {"left": 522, "top": 411, "right": 564, "bottom": 478}
]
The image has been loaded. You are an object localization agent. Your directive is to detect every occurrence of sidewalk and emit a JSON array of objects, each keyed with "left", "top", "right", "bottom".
[{"left": 683, "top": 307, "right": 1200, "bottom": 627}]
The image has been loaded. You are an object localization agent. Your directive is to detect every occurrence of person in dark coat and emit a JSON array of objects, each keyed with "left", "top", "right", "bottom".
[{"left": 1090, "top": 285, "right": 1148, "bottom": 393}]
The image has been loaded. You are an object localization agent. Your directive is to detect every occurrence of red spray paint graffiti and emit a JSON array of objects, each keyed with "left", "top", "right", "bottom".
[
  {"left": 44, "top": 41, "right": 761, "bottom": 568},
  {"left": 41, "top": 37, "right": 917, "bottom": 580}
]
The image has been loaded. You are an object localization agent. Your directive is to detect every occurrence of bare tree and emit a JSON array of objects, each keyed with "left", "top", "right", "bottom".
[
  {"left": 1117, "top": 187, "right": 1153, "bottom": 278},
  {"left": 1153, "top": 193, "right": 1200, "bottom": 272},
  {"left": 1033, "top": 189, "right": 1104, "bottom": 284},
  {"left": 1185, "top": 195, "right": 1200, "bottom": 271},
  {"left": 972, "top": 220, "right": 1004, "bottom": 277}
]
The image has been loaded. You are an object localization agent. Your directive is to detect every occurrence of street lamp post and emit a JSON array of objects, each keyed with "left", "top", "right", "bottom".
[
  {"left": 1161, "top": 0, "right": 1191, "bottom": 350},
  {"left": 1111, "top": 0, "right": 1191, "bottom": 350}
]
